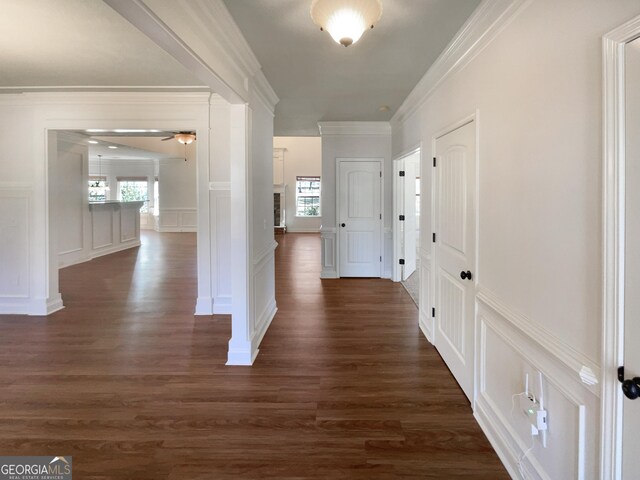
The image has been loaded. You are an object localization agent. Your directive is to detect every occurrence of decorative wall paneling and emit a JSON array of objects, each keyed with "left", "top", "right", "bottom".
[
  {"left": 156, "top": 208, "right": 197, "bottom": 232},
  {"left": 0, "top": 184, "right": 32, "bottom": 313},
  {"left": 320, "top": 227, "right": 338, "bottom": 278},
  {"left": 475, "top": 288, "right": 598, "bottom": 479}
]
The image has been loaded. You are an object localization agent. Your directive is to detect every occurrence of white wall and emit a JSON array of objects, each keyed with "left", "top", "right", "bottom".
[
  {"left": 319, "top": 123, "right": 392, "bottom": 279},
  {"left": 157, "top": 158, "right": 197, "bottom": 232},
  {"left": 391, "top": 0, "right": 640, "bottom": 478},
  {"left": 273, "top": 136, "right": 322, "bottom": 233}
]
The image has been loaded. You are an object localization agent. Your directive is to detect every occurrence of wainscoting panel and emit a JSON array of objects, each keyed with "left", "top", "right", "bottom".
[
  {"left": 252, "top": 241, "right": 277, "bottom": 348},
  {"left": 0, "top": 187, "right": 30, "bottom": 301},
  {"left": 157, "top": 208, "right": 197, "bottom": 232},
  {"left": 320, "top": 227, "right": 337, "bottom": 278},
  {"left": 475, "top": 288, "right": 598, "bottom": 480},
  {"left": 120, "top": 206, "right": 137, "bottom": 242},
  {"left": 91, "top": 207, "right": 114, "bottom": 250},
  {"left": 211, "top": 189, "right": 232, "bottom": 314}
]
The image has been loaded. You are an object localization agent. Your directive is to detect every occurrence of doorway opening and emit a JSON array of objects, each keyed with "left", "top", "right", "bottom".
[
  {"left": 49, "top": 129, "right": 198, "bottom": 314},
  {"left": 392, "top": 148, "right": 421, "bottom": 305}
]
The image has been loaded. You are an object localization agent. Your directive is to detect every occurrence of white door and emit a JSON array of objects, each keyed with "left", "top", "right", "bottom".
[
  {"left": 623, "top": 36, "right": 640, "bottom": 479},
  {"left": 433, "top": 121, "right": 476, "bottom": 401},
  {"left": 403, "top": 157, "right": 417, "bottom": 280},
  {"left": 338, "top": 160, "right": 382, "bottom": 277}
]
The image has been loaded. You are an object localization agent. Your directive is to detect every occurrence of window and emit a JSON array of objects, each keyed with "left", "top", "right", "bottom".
[
  {"left": 296, "top": 176, "right": 321, "bottom": 217},
  {"left": 88, "top": 176, "right": 107, "bottom": 202},
  {"left": 117, "top": 177, "right": 149, "bottom": 213}
]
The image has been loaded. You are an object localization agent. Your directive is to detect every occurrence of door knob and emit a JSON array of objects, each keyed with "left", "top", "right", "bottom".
[
  {"left": 341, "top": 223, "right": 346, "bottom": 227},
  {"left": 618, "top": 366, "right": 640, "bottom": 400},
  {"left": 460, "top": 270, "right": 473, "bottom": 280}
]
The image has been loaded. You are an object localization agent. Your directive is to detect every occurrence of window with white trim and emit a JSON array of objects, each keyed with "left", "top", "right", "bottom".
[
  {"left": 117, "top": 177, "right": 149, "bottom": 213},
  {"left": 296, "top": 176, "right": 321, "bottom": 217}
]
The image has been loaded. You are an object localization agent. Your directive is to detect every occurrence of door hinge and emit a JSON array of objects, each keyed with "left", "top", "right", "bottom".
[
  {"left": 432, "top": 307, "right": 436, "bottom": 317},
  {"left": 380, "top": 171, "right": 382, "bottom": 178},
  {"left": 399, "top": 171, "right": 405, "bottom": 177},
  {"left": 399, "top": 259, "right": 405, "bottom": 265},
  {"left": 380, "top": 256, "right": 382, "bottom": 262},
  {"left": 433, "top": 157, "right": 437, "bottom": 167},
  {"left": 432, "top": 233, "right": 436, "bottom": 243},
  {"left": 379, "top": 213, "right": 382, "bottom": 220},
  {"left": 399, "top": 215, "right": 405, "bottom": 221}
]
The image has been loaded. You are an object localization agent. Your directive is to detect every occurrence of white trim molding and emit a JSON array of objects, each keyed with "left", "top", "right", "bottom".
[
  {"left": 391, "top": 0, "right": 531, "bottom": 127},
  {"left": 478, "top": 288, "right": 600, "bottom": 395},
  {"left": 601, "top": 14, "right": 640, "bottom": 480}
]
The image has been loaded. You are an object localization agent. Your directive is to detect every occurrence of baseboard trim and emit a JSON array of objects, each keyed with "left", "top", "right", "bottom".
[
  {"left": 194, "top": 296, "right": 213, "bottom": 315},
  {"left": 475, "top": 394, "right": 549, "bottom": 480},
  {"left": 320, "top": 271, "right": 339, "bottom": 279},
  {"left": 226, "top": 345, "right": 259, "bottom": 366},
  {"left": 90, "top": 240, "right": 141, "bottom": 260}
]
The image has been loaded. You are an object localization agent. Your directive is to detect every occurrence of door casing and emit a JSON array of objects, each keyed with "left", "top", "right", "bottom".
[{"left": 602, "top": 14, "right": 640, "bottom": 480}]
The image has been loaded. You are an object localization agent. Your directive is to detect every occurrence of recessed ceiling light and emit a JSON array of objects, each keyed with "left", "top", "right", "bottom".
[
  {"left": 85, "top": 129, "right": 107, "bottom": 133},
  {"left": 378, "top": 105, "right": 390, "bottom": 112},
  {"left": 88, "top": 140, "right": 99, "bottom": 144},
  {"left": 108, "top": 146, "right": 118, "bottom": 149}
]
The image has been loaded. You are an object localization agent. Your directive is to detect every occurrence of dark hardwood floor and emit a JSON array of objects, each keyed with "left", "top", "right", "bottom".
[{"left": 0, "top": 231, "right": 508, "bottom": 479}]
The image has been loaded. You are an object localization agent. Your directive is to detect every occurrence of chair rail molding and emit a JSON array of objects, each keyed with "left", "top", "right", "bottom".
[{"left": 476, "top": 287, "right": 597, "bottom": 479}]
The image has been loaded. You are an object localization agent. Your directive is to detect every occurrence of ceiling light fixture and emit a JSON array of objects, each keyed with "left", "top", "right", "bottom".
[
  {"left": 88, "top": 140, "right": 99, "bottom": 144},
  {"left": 174, "top": 133, "right": 196, "bottom": 145},
  {"left": 108, "top": 145, "right": 118, "bottom": 149},
  {"left": 310, "top": 0, "right": 382, "bottom": 47}
]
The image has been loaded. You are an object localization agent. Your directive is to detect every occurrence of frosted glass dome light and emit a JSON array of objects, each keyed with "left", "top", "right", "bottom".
[
  {"left": 310, "top": 0, "right": 383, "bottom": 47},
  {"left": 175, "top": 133, "right": 196, "bottom": 145}
]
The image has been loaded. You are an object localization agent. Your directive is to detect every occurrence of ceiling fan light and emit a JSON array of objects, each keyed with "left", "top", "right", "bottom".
[
  {"left": 175, "top": 133, "right": 196, "bottom": 145},
  {"left": 310, "top": 0, "right": 382, "bottom": 47}
]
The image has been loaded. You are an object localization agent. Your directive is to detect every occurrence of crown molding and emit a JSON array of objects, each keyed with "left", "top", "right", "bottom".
[
  {"left": 318, "top": 121, "right": 391, "bottom": 136},
  {"left": 0, "top": 91, "right": 212, "bottom": 106},
  {"left": 196, "top": 0, "right": 262, "bottom": 78},
  {"left": 391, "top": 0, "right": 531, "bottom": 127},
  {"left": 249, "top": 70, "right": 280, "bottom": 115},
  {"left": 104, "top": 0, "right": 246, "bottom": 103}
]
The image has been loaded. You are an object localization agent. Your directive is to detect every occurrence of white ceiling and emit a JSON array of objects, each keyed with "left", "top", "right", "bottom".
[
  {"left": 0, "top": 0, "right": 203, "bottom": 88},
  {"left": 223, "top": 0, "right": 481, "bottom": 135}
]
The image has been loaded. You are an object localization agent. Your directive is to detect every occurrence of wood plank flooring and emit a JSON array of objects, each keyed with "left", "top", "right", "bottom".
[{"left": 0, "top": 231, "right": 508, "bottom": 479}]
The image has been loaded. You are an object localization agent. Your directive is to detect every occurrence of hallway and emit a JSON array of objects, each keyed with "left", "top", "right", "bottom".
[{"left": 0, "top": 231, "right": 507, "bottom": 479}]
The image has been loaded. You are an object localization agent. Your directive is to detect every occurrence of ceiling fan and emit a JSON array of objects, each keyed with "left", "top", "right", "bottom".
[{"left": 161, "top": 131, "right": 196, "bottom": 144}]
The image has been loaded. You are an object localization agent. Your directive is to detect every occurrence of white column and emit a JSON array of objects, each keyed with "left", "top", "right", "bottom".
[{"left": 227, "top": 103, "right": 256, "bottom": 365}]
